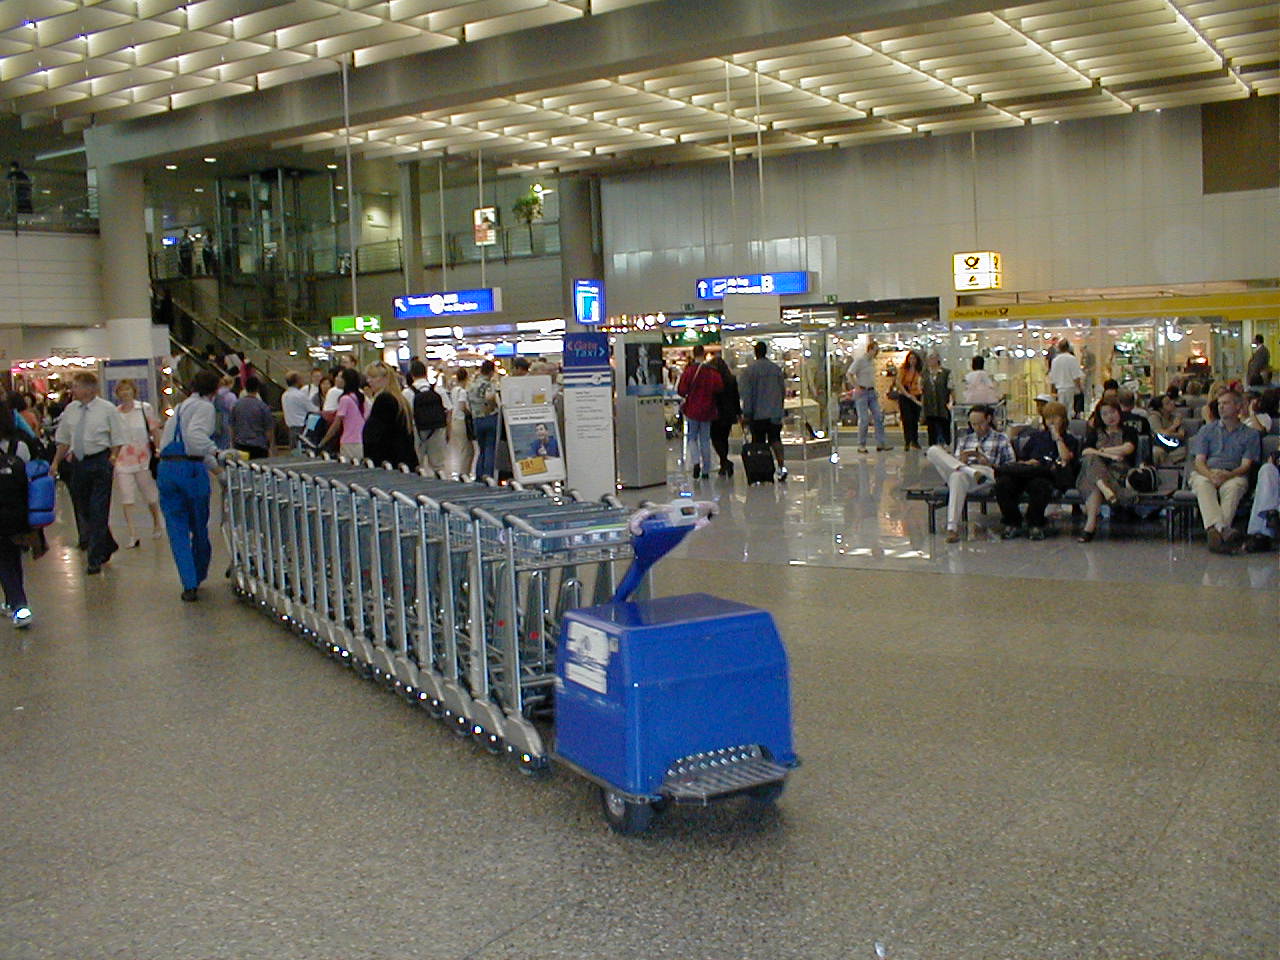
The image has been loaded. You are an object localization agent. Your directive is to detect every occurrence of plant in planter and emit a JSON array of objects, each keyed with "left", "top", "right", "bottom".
[{"left": 512, "top": 185, "right": 545, "bottom": 252}]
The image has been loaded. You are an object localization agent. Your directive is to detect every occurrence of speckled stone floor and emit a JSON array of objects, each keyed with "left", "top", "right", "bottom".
[{"left": 0, "top": 485, "right": 1275, "bottom": 959}]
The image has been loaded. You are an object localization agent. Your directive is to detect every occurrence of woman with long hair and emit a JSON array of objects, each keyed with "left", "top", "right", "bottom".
[
  {"left": 361, "top": 361, "right": 418, "bottom": 469},
  {"left": 706, "top": 353, "right": 740, "bottom": 476},
  {"left": 1077, "top": 398, "right": 1139, "bottom": 543},
  {"left": 893, "top": 349, "right": 924, "bottom": 450},
  {"left": 447, "top": 368, "right": 473, "bottom": 477},
  {"left": 319, "top": 367, "right": 367, "bottom": 461},
  {"left": 112, "top": 379, "right": 164, "bottom": 547}
]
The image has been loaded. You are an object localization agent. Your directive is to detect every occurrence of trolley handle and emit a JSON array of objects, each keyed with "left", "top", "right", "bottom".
[
  {"left": 502, "top": 513, "right": 629, "bottom": 541},
  {"left": 443, "top": 502, "right": 475, "bottom": 519},
  {"left": 393, "top": 491, "right": 420, "bottom": 508},
  {"left": 349, "top": 482, "right": 370, "bottom": 497},
  {"left": 370, "top": 486, "right": 392, "bottom": 501},
  {"left": 471, "top": 506, "right": 505, "bottom": 526},
  {"left": 627, "top": 499, "right": 717, "bottom": 535}
]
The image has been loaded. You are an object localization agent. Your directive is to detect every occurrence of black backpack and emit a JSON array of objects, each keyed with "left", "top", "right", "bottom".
[
  {"left": 411, "top": 384, "right": 447, "bottom": 432},
  {"left": 0, "top": 443, "right": 30, "bottom": 537}
]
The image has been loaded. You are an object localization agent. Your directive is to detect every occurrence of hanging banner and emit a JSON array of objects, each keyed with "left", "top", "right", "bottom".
[
  {"left": 562, "top": 332, "right": 616, "bottom": 499},
  {"left": 473, "top": 207, "right": 498, "bottom": 246}
]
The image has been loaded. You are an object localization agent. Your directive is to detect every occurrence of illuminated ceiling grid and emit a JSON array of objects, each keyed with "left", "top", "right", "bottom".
[
  {"left": 274, "top": 0, "right": 1280, "bottom": 171},
  {"left": 2, "top": 0, "right": 1277, "bottom": 171},
  {"left": 0, "top": 0, "right": 652, "bottom": 125}
]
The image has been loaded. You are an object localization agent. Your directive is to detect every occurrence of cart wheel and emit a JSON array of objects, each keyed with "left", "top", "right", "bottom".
[
  {"left": 424, "top": 698, "right": 444, "bottom": 720},
  {"left": 599, "top": 787, "right": 654, "bottom": 835},
  {"left": 514, "top": 752, "right": 549, "bottom": 777},
  {"left": 746, "top": 780, "right": 786, "bottom": 804}
]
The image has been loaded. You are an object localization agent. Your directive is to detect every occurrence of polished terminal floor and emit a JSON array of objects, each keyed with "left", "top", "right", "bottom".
[{"left": 1, "top": 446, "right": 1276, "bottom": 959}]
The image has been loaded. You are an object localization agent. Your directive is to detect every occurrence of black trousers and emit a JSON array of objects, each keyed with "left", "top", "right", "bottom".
[
  {"left": 235, "top": 443, "right": 269, "bottom": 460},
  {"left": 898, "top": 398, "right": 921, "bottom": 448},
  {"left": 995, "top": 472, "right": 1055, "bottom": 528},
  {"left": 925, "top": 415, "right": 951, "bottom": 448},
  {"left": 0, "top": 536, "right": 26, "bottom": 609},
  {"left": 709, "top": 420, "right": 733, "bottom": 468},
  {"left": 69, "top": 455, "right": 117, "bottom": 566}
]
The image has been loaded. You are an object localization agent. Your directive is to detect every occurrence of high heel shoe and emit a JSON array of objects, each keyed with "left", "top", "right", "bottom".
[{"left": 1077, "top": 529, "right": 1095, "bottom": 543}]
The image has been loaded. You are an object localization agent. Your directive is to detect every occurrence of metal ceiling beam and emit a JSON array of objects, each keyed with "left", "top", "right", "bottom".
[{"left": 83, "top": 0, "right": 1004, "bottom": 167}]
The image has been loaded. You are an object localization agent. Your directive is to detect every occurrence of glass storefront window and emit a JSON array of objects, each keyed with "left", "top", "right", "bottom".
[{"left": 721, "top": 327, "right": 831, "bottom": 452}]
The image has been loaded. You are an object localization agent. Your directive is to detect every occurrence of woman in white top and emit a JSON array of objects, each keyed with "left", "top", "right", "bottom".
[
  {"left": 962, "top": 355, "right": 1001, "bottom": 405},
  {"left": 447, "top": 367, "right": 473, "bottom": 477},
  {"left": 113, "top": 379, "right": 164, "bottom": 547}
]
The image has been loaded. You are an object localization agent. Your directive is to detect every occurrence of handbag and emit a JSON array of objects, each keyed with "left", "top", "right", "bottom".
[
  {"left": 140, "top": 404, "right": 160, "bottom": 479},
  {"left": 1125, "top": 464, "right": 1159, "bottom": 494}
]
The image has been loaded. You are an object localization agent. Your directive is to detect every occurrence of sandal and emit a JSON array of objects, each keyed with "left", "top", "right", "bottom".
[{"left": 1077, "top": 529, "right": 1095, "bottom": 543}]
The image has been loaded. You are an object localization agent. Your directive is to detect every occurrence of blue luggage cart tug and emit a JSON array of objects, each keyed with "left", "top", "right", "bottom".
[{"left": 555, "top": 501, "right": 799, "bottom": 834}]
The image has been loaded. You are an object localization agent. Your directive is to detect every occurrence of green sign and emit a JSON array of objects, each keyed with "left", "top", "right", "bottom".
[
  {"left": 331, "top": 314, "right": 382, "bottom": 335},
  {"left": 825, "top": 294, "right": 839, "bottom": 304}
]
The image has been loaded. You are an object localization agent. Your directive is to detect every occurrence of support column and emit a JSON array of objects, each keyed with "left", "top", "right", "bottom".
[
  {"left": 558, "top": 175, "right": 604, "bottom": 331},
  {"left": 398, "top": 160, "right": 424, "bottom": 296},
  {"left": 96, "top": 164, "right": 157, "bottom": 358}
]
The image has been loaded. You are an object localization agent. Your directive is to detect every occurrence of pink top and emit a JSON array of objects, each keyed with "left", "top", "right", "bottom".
[{"left": 337, "top": 392, "right": 367, "bottom": 444}]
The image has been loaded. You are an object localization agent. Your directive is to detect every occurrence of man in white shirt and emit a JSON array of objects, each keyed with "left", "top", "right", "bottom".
[
  {"left": 845, "top": 340, "right": 888, "bottom": 452},
  {"left": 49, "top": 372, "right": 127, "bottom": 574},
  {"left": 401, "top": 360, "right": 451, "bottom": 473},
  {"left": 1048, "top": 340, "right": 1084, "bottom": 417},
  {"left": 281, "top": 371, "right": 315, "bottom": 449}
]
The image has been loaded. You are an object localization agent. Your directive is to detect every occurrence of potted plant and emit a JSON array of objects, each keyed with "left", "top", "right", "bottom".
[{"left": 512, "top": 185, "right": 545, "bottom": 254}]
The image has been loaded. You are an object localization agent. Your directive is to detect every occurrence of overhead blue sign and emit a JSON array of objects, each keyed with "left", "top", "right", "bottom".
[
  {"left": 695, "top": 271, "right": 810, "bottom": 300},
  {"left": 573, "top": 279, "right": 604, "bottom": 325},
  {"left": 563, "top": 332, "right": 610, "bottom": 368},
  {"left": 393, "top": 287, "right": 502, "bottom": 320}
]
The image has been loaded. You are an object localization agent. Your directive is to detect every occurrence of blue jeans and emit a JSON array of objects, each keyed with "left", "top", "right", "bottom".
[
  {"left": 473, "top": 414, "right": 500, "bottom": 479},
  {"left": 158, "top": 460, "right": 211, "bottom": 591},
  {"left": 685, "top": 417, "right": 713, "bottom": 474},
  {"left": 854, "top": 388, "right": 886, "bottom": 447},
  {"left": 70, "top": 454, "right": 117, "bottom": 566}
]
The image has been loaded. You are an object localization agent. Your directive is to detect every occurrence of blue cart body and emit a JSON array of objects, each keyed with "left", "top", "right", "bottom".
[{"left": 555, "top": 592, "right": 796, "bottom": 798}]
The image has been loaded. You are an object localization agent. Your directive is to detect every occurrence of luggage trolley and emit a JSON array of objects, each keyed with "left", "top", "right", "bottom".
[
  {"left": 224, "top": 459, "right": 799, "bottom": 835},
  {"left": 466, "top": 499, "right": 635, "bottom": 768}
]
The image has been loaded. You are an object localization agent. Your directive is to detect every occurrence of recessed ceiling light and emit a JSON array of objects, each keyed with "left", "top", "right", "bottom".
[
  {"left": 165, "top": 164, "right": 177, "bottom": 170},
  {"left": 335, "top": 185, "right": 344, "bottom": 190},
  {"left": 203, "top": 156, "right": 216, "bottom": 163},
  {"left": 194, "top": 187, "right": 204, "bottom": 193},
  {"left": 326, "top": 163, "right": 338, "bottom": 170}
]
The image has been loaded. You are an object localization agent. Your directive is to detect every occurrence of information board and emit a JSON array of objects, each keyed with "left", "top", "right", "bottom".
[{"left": 393, "top": 288, "right": 502, "bottom": 320}]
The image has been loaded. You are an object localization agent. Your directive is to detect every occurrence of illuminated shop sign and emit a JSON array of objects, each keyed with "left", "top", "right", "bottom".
[
  {"left": 953, "top": 251, "right": 1003, "bottom": 291},
  {"left": 330, "top": 314, "right": 382, "bottom": 335},
  {"left": 695, "top": 271, "right": 810, "bottom": 300},
  {"left": 393, "top": 288, "right": 503, "bottom": 320}
]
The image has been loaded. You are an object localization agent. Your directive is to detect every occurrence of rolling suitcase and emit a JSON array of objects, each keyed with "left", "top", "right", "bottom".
[{"left": 740, "top": 442, "right": 774, "bottom": 484}]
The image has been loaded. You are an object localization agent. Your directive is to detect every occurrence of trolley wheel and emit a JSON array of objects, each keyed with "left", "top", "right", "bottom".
[
  {"left": 746, "top": 780, "right": 786, "bottom": 804},
  {"left": 424, "top": 698, "right": 444, "bottom": 720},
  {"left": 599, "top": 787, "right": 654, "bottom": 836},
  {"left": 449, "top": 713, "right": 470, "bottom": 737},
  {"left": 473, "top": 729, "right": 503, "bottom": 755}
]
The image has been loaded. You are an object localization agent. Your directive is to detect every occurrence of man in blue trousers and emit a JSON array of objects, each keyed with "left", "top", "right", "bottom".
[{"left": 156, "top": 370, "right": 222, "bottom": 601}]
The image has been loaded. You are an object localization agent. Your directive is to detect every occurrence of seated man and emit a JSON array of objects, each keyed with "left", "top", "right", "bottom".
[
  {"left": 926, "top": 404, "right": 1014, "bottom": 543},
  {"left": 996, "top": 401, "right": 1079, "bottom": 541},
  {"left": 1245, "top": 456, "right": 1279, "bottom": 553},
  {"left": 1189, "top": 390, "right": 1261, "bottom": 554}
]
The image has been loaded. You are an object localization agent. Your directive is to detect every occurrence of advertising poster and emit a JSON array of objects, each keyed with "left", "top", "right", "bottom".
[
  {"left": 623, "top": 341, "right": 664, "bottom": 396},
  {"left": 504, "top": 403, "right": 566, "bottom": 485},
  {"left": 562, "top": 332, "right": 615, "bottom": 500},
  {"left": 473, "top": 206, "right": 497, "bottom": 246}
]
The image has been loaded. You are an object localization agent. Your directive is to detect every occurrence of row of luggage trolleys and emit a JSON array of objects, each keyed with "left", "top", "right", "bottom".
[{"left": 223, "top": 454, "right": 797, "bottom": 833}]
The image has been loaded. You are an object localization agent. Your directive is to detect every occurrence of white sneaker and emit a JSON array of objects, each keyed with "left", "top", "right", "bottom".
[
  {"left": 776, "top": 466, "right": 789, "bottom": 482},
  {"left": 12, "top": 607, "right": 32, "bottom": 629}
]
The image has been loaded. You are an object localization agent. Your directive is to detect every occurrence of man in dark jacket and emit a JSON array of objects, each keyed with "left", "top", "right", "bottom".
[{"left": 738, "top": 341, "right": 788, "bottom": 480}]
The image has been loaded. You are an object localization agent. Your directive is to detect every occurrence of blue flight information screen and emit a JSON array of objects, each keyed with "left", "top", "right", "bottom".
[
  {"left": 695, "top": 271, "right": 809, "bottom": 300},
  {"left": 573, "top": 279, "right": 604, "bottom": 325},
  {"left": 393, "top": 287, "right": 502, "bottom": 320}
]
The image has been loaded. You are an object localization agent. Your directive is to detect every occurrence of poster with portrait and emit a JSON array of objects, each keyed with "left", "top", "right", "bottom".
[
  {"left": 623, "top": 340, "right": 664, "bottom": 396},
  {"left": 503, "top": 402, "right": 566, "bottom": 484}
]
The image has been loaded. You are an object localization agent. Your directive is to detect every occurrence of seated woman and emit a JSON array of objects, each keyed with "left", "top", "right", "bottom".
[
  {"left": 995, "top": 401, "right": 1079, "bottom": 540},
  {"left": 1149, "top": 392, "right": 1187, "bottom": 465},
  {"left": 1077, "top": 398, "right": 1139, "bottom": 543}
]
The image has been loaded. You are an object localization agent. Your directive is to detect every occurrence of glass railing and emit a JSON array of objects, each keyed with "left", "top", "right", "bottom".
[{"left": 2, "top": 170, "right": 97, "bottom": 233}]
